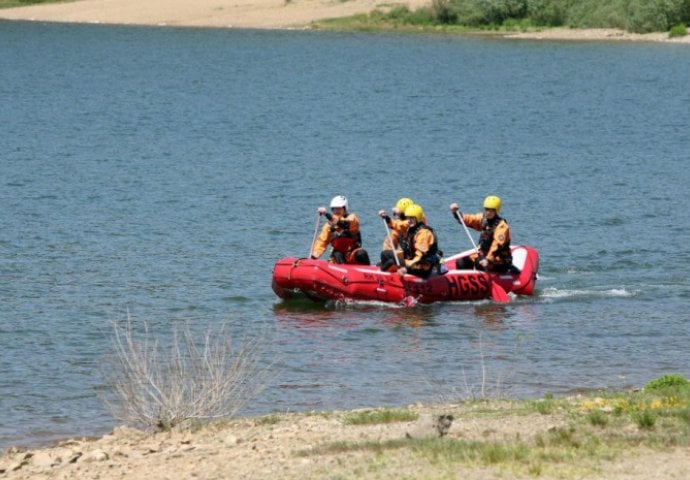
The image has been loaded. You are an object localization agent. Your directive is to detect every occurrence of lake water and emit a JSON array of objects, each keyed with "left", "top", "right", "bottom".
[{"left": 1, "top": 21, "right": 689, "bottom": 450}]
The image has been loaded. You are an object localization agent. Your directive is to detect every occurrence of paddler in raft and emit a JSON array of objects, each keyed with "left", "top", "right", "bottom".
[
  {"left": 380, "top": 203, "right": 441, "bottom": 278},
  {"left": 449, "top": 195, "right": 515, "bottom": 273},
  {"left": 377, "top": 197, "right": 416, "bottom": 272},
  {"left": 310, "top": 195, "right": 370, "bottom": 265}
]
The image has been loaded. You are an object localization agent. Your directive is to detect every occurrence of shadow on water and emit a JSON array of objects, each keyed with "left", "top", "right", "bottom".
[
  {"left": 273, "top": 297, "right": 441, "bottom": 329},
  {"left": 473, "top": 304, "right": 512, "bottom": 329},
  {"left": 272, "top": 295, "right": 535, "bottom": 330}
]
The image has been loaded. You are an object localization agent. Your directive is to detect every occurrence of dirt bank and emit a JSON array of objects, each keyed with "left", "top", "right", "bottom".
[{"left": 2, "top": 400, "right": 688, "bottom": 479}]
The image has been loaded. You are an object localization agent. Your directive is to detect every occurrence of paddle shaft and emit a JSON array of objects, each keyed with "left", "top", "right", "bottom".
[
  {"left": 453, "top": 210, "right": 479, "bottom": 253},
  {"left": 383, "top": 217, "right": 401, "bottom": 267},
  {"left": 383, "top": 217, "right": 416, "bottom": 306},
  {"left": 309, "top": 213, "right": 321, "bottom": 257}
]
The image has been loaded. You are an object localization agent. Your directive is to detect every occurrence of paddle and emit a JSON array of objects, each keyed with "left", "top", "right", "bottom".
[
  {"left": 453, "top": 209, "right": 479, "bottom": 254},
  {"left": 309, "top": 212, "right": 321, "bottom": 258},
  {"left": 451, "top": 207, "right": 510, "bottom": 303},
  {"left": 382, "top": 217, "right": 416, "bottom": 307},
  {"left": 382, "top": 217, "right": 400, "bottom": 267}
]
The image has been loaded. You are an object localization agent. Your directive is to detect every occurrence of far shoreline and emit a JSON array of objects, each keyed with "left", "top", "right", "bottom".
[
  {"left": 4, "top": 17, "right": 690, "bottom": 45},
  {"left": 1, "top": 0, "right": 689, "bottom": 44}
]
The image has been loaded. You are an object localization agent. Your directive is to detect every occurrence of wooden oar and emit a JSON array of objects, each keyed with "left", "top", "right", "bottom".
[{"left": 452, "top": 209, "right": 510, "bottom": 303}]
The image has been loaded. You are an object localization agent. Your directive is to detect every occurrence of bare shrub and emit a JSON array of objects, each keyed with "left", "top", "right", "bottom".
[
  {"left": 100, "top": 316, "right": 274, "bottom": 430},
  {"left": 427, "top": 331, "right": 525, "bottom": 404}
]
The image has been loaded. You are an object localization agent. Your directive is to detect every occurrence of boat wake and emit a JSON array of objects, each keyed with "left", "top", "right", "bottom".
[{"left": 539, "top": 287, "right": 638, "bottom": 300}]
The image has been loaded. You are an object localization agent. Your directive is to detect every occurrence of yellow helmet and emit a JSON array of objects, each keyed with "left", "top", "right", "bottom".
[
  {"left": 483, "top": 195, "right": 501, "bottom": 213},
  {"left": 396, "top": 197, "right": 414, "bottom": 212},
  {"left": 404, "top": 204, "right": 425, "bottom": 222}
]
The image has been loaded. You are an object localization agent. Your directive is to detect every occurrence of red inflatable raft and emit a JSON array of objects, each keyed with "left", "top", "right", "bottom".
[{"left": 272, "top": 245, "right": 539, "bottom": 304}]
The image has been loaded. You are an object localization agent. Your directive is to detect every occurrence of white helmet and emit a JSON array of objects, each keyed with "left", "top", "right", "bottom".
[{"left": 330, "top": 195, "right": 348, "bottom": 210}]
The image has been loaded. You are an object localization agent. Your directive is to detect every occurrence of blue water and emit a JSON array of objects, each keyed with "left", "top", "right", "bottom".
[{"left": 1, "top": 21, "right": 689, "bottom": 449}]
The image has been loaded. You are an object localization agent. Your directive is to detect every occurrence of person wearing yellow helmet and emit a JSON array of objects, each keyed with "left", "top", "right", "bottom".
[
  {"left": 449, "top": 195, "right": 513, "bottom": 273},
  {"left": 393, "top": 197, "right": 427, "bottom": 224},
  {"left": 377, "top": 197, "right": 419, "bottom": 271},
  {"left": 395, "top": 197, "right": 414, "bottom": 216},
  {"left": 394, "top": 204, "right": 440, "bottom": 278},
  {"left": 311, "top": 195, "right": 370, "bottom": 265},
  {"left": 378, "top": 197, "right": 414, "bottom": 252},
  {"left": 378, "top": 197, "right": 429, "bottom": 252}
]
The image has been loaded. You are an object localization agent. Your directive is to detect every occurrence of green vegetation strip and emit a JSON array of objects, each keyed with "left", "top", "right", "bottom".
[
  {"left": 301, "top": 375, "right": 690, "bottom": 477},
  {"left": 0, "top": 0, "right": 62, "bottom": 8},
  {"left": 343, "top": 408, "right": 419, "bottom": 425},
  {"left": 313, "top": 0, "right": 690, "bottom": 36}
]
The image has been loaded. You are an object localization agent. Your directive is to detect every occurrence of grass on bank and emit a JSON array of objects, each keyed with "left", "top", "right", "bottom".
[
  {"left": 343, "top": 408, "right": 419, "bottom": 425},
  {"left": 298, "top": 374, "right": 690, "bottom": 477},
  {"left": 312, "top": 0, "right": 690, "bottom": 37},
  {"left": 0, "top": 0, "right": 62, "bottom": 8}
]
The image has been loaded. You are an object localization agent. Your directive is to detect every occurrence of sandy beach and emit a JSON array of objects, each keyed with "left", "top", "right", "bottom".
[
  {"left": 1, "top": 0, "right": 689, "bottom": 43},
  {"left": 506, "top": 26, "right": 690, "bottom": 43},
  {"left": 0, "top": 0, "right": 430, "bottom": 29}
]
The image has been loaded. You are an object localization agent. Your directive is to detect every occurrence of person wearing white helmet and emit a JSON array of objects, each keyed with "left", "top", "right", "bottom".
[
  {"left": 449, "top": 195, "right": 514, "bottom": 273},
  {"left": 311, "top": 195, "right": 370, "bottom": 265}
]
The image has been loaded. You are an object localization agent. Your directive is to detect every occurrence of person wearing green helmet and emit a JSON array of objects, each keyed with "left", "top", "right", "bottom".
[{"left": 449, "top": 195, "right": 514, "bottom": 273}]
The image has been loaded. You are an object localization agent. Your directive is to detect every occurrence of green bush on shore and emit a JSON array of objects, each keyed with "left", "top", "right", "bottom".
[
  {"left": 0, "top": 0, "right": 54, "bottom": 7},
  {"left": 317, "top": 0, "right": 690, "bottom": 35},
  {"left": 669, "top": 23, "right": 689, "bottom": 37},
  {"left": 644, "top": 373, "right": 690, "bottom": 391}
]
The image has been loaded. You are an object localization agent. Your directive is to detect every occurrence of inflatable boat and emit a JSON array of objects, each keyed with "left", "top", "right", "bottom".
[{"left": 272, "top": 245, "right": 539, "bottom": 305}]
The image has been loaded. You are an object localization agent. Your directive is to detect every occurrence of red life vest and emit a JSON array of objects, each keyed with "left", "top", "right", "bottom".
[{"left": 329, "top": 219, "right": 361, "bottom": 254}]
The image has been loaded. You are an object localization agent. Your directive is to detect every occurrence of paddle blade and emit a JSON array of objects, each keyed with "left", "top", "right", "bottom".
[
  {"left": 401, "top": 296, "right": 418, "bottom": 308},
  {"left": 490, "top": 282, "right": 511, "bottom": 303}
]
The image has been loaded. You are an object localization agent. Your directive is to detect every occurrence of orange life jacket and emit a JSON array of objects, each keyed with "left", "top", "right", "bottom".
[
  {"left": 400, "top": 224, "right": 439, "bottom": 270},
  {"left": 478, "top": 216, "right": 512, "bottom": 266}
]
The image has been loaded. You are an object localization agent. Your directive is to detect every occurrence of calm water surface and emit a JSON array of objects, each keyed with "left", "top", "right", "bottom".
[{"left": 1, "top": 21, "right": 689, "bottom": 449}]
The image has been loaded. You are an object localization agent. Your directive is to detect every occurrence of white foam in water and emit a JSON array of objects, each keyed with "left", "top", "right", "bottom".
[
  {"left": 331, "top": 299, "right": 408, "bottom": 309},
  {"left": 607, "top": 288, "right": 636, "bottom": 297},
  {"left": 540, "top": 287, "right": 637, "bottom": 299}
]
